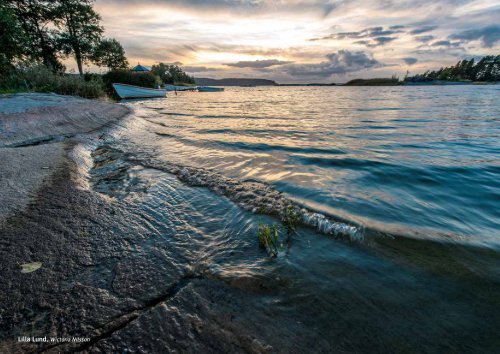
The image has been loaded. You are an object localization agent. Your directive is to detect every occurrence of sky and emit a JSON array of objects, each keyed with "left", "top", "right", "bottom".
[{"left": 86, "top": 0, "right": 500, "bottom": 83}]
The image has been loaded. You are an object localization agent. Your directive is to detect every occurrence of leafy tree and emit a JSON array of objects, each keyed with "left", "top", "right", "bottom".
[
  {"left": 54, "top": 0, "right": 103, "bottom": 75},
  {"left": 5, "top": 0, "right": 62, "bottom": 71},
  {"left": 91, "top": 38, "right": 128, "bottom": 70}
]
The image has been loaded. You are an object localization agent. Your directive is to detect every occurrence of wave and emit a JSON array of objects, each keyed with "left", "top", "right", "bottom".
[{"left": 121, "top": 154, "right": 362, "bottom": 241}]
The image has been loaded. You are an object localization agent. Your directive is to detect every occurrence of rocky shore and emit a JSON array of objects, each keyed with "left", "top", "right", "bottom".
[
  {"left": 0, "top": 93, "right": 130, "bottom": 225},
  {"left": 0, "top": 94, "right": 282, "bottom": 353}
]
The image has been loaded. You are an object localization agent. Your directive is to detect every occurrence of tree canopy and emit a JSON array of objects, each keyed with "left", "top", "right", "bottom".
[
  {"left": 54, "top": 0, "right": 103, "bottom": 75},
  {"left": 151, "top": 63, "right": 196, "bottom": 85},
  {"left": 91, "top": 38, "right": 128, "bottom": 70},
  {"left": 2, "top": 0, "right": 127, "bottom": 75},
  {"left": 0, "top": 5, "right": 26, "bottom": 73},
  {"left": 5, "top": 0, "right": 62, "bottom": 71}
]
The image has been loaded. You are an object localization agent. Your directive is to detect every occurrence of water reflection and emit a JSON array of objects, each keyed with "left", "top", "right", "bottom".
[{"left": 129, "top": 86, "right": 500, "bottom": 245}]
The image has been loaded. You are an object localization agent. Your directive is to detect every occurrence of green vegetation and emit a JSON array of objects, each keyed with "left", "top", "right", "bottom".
[
  {"left": 257, "top": 224, "right": 280, "bottom": 257},
  {"left": 53, "top": 0, "right": 104, "bottom": 75},
  {"left": 0, "top": 0, "right": 163, "bottom": 98},
  {"left": 1, "top": 65, "right": 105, "bottom": 98},
  {"left": 2, "top": 0, "right": 127, "bottom": 75},
  {"left": 0, "top": 5, "right": 26, "bottom": 74},
  {"left": 282, "top": 205, "right": 301, "bottom": 235},
  {"left": 344, "top": 77, "right": 401, "bottom": 86},
  {"left": 406, "top": 55, "right": 500, "bottom": 83},
  {"left": 0, "top": 0, "right": 128, "bottom": 97},
  {"left": 151, "top": 63, "right": 196, "bottom": 85},
  {"left": 3, "top": 0, "right": 63, "bottom": 71},
  {"left": 91, "top": 38, "right": 129, "bottom": 71}
]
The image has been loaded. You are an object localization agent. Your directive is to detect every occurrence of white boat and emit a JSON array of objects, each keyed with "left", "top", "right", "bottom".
[
  {"left": 164, "top": 84, "right": 197, "bottom": 92},
  {"left": 197, "top": 86, "right": 224, "bottom": 92},
  {"left": 112, "top": 83, "right": 167, "bottom": 99}
]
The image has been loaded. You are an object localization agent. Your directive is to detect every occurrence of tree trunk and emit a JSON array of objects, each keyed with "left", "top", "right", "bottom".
[{"left": 75, "top": 48, "right": 83, "bottom": 76}]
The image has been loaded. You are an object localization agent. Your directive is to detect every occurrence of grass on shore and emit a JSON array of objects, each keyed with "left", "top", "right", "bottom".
[{"left": 0, "top": 65, "right": 105, "bottom": 99}]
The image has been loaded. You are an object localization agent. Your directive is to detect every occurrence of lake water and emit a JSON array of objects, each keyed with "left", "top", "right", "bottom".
[
  {"left": 83, "top": 85, "right": 499, "bottom": 351},
  {"left": 128, "top": 85, "right": 500, "bottom": 246}
]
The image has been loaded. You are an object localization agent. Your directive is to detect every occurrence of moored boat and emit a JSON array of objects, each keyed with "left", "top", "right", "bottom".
[
  {"left": 164, "top": 85, "right": 197, "bottom": 91},
  {"left": 197, "top": 86, "right": 224, "bottom": 92},
  {"left": 112, "top": 83, "right": 167, "bottom": 99}
]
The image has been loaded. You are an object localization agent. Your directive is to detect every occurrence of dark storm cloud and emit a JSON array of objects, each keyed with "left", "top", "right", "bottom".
[
  {"left": 402, "top": 57, "right": 418, "bottom": 65},
  {"left": 449, "top": 25, "right": 500, "bottom": 48},
  {"left": 284, "top": 50, "right": 382, "bottom": 77},
  {"left": 225, "top": 59, "right": 292, "bottom": 68}
]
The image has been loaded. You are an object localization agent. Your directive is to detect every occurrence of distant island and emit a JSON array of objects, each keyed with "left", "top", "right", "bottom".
[
  {"left": 344, "top": 55, "right": 499, "bottom": 86},
  {"left": 404, "top": 55, "right": 499, "bottom": 84},
  {"left": 343, "top": 78, "right": 400, "bottom": 86}
]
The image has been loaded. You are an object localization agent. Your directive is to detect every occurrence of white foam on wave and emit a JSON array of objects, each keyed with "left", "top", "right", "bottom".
[{"left": 302, "top": 212, "right": 362, "bottom": 241}]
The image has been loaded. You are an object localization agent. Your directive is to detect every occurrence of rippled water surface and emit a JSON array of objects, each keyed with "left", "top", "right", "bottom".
[{"left": 128, "top": 85, "right": 499, "bottom": 246}]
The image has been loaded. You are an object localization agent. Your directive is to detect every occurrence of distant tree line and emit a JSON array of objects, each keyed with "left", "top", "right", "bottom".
[
  {"left": 0, "top": 0, "right": 128, "bottom": 75},
  {"left": 406, "top": 55, "right": 500, "bottom": 83}
]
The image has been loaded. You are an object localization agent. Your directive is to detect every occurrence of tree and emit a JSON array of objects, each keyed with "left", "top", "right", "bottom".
[
  {"left": 91, "top": 38, "right": 128, "bottom": 70},
  {"left": 54, "top": 0, "right": 103, "bottom": 75},
  {"left": 0, "top": 5, "right": 26, "bottom": 73},
  {"left": 407, "top": 55, "right": 499, "bottom": 83},
  {"left": 5, "top": 0, "right": 63, "bottom": 71},
  {"left": 151, "top": 63, "right": 195, "bottom": 84}
]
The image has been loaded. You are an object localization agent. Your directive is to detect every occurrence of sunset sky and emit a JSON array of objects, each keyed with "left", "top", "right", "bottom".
[{"left": 89, "top": 0, "right": 500, "bottom": 83}]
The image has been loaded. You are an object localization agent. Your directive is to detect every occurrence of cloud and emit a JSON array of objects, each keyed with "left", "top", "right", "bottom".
[
  {"left": 284, "top": 50, "right": 382, "bottom": 77},
  {"left": 311, "top": 25, "right": 405, "bottom": 42},
  {"left": 183, "top": 65, "right": 220, "bottom": 72},
  {"left": 225, "top": 59, "right": 292, "bottom": 68},
  {"left": 449, "top": 25, "right": 500, "bottom": 47},
  {"left": 402, "top": 57, "right": 418, "bottom": 65},
  {"left": 409, "top": 25, "right": 438, "bottom": 35},
  {"left": 373, "top": 36, "right": 397, "bottom": 45},
  {"left": 431, "top": 40, "right": 462, "bottom": 47},
  {"left": 414, "top": 35, "right": 435, "bottom": 43}
]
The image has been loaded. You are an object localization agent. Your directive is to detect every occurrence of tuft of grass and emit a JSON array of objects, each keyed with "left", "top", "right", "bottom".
[
  {"left": 282, "top": 205, "right": 301, "bottom": 235},
  {"left": 257, "top": 223, "right": 279, "bottom": 257}
]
